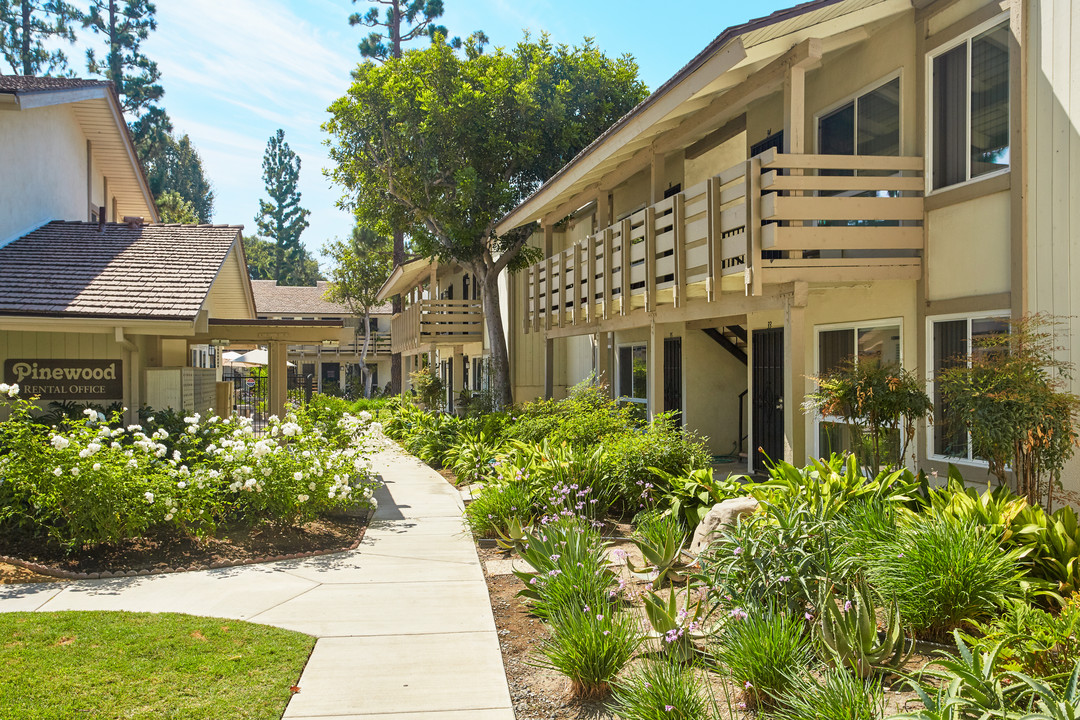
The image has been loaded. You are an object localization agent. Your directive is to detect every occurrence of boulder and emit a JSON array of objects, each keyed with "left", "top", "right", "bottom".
[{"left": 688, "top": 497, "right": 759, "bottom": 554}]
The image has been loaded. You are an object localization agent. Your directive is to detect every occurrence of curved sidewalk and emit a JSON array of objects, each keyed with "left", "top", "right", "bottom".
[{"left": 0, "top": 442, "right": 514, "bottom": 720}]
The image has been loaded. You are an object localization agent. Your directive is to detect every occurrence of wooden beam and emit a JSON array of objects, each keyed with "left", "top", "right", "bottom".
[
  {"left": 543, "top": 188, "right": 599, "bottom": 226},
  {"left": 652, "top": 38, "right": 822, "bottom": 156},
  {"left": 762, "top": 225, "right": 924, "bottom": 250}
]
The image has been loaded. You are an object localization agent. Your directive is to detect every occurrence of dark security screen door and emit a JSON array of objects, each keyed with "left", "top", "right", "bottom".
[
  {"left": 752, "top": 328, "right": 784, "bottom": 467},
  {"left": 663, "top": 337, "right": 682, "bottom": 422}
]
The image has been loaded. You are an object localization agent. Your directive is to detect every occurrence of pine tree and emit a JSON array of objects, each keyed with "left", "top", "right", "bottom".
[
  {"left": 84, "top": 0, "right": 162, "bottom": 116},
  {"left": 256, "top": 129, "right": 312, "bottom": 287},
  {"left": 130, "top": 107, "right": 215, "bottom": 223},
  {"left": 0, "top": 0, "right": 81, "bottom": 76}
]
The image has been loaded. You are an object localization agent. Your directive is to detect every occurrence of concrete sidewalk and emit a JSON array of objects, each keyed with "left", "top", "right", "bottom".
[{"left": 0, "top": 442, "right": 515, "bottom": 720}]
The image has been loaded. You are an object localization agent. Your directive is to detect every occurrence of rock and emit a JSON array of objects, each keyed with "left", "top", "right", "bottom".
[{"left": 688, "top": 497, "right": 759, "bottom": 554}]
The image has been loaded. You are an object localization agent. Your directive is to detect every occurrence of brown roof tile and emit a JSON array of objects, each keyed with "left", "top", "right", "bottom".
[
  {"left": 0, "top": 221, "right": 242, "bottom": 321},
  {"left": 252, "top": 280, "right": 392, "bottom": 316},
  {"left": 0, "top": 76, "right": 111, "bottom": 93}
]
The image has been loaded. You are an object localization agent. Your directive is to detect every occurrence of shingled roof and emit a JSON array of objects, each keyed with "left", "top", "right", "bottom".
[
  {"left": 0, "top": 221, "right": 243, "bottom": 320},
  {"left": 0, "top": 76, "right": 111, "bottom": 93},
  {"left": 252, "top": 280, "right": 392, "bottom": 316}
]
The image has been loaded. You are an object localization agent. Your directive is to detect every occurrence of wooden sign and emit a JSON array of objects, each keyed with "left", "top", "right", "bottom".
[{"left": 3, "top": 359, "right": 123, "bottom": 400}]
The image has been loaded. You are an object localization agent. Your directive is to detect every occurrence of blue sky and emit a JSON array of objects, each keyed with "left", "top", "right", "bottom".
[{"left": 141, "top": 0, "right": 794, "bottom": 265}]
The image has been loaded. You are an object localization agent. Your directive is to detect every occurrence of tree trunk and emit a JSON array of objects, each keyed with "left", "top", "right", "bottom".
[
  {"left": 20, "top": 1, "right": 30, "bottom": 75},
  {"left": 390, "top": 227, "right": 404, "bottom": 394},
  {"left": 479, "top": 267, "right": 512, "bottom": 409},
  {"left": 359, "top": 308, "right": 372, "bottom": 398}
]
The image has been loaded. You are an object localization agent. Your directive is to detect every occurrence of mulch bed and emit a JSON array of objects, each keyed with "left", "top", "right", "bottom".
[{"left": 0, "top": 512, "right": 370, "bottom": 583}]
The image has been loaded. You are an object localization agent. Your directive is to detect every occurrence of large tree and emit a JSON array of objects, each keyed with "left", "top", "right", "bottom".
[
  {"left": 243, "top": 235, "right": 321, "bottom": 284},
  {"left": 323, "top": 226, "right": 394, "bottom": 398},
  {"left": 256, "top": 129, "right": 314, "bottom": 286},
  {"left": 130, "top": 107, "right": 214, "bottom": 222},
  {"left": 0, "top": 0, "right": 81, "bottom": 76},
  {"left": 325, "top": 34, "right": 647, "bottom": 406},
  {"left": 84, "top": 0, "right": 162, "bottom": 116}
]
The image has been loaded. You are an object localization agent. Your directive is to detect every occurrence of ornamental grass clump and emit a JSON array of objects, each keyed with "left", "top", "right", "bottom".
[
  {"left": 771, "top": 669, "right": 885, "bottom": 720},
  {"left": 611, "top": 658, "right": 710, "bottom": 720},
  {"left": 463, "top": 480, "right": 537, "bottom": 538},
  {"left": 532, "top": 604, "right": 642, "bottom": 700},
  {"left": 865, "top": 515, "right": 1025, "bottom": 640},
  {"left": 711, "top": 603, "right": 813, "bottom": 708}
]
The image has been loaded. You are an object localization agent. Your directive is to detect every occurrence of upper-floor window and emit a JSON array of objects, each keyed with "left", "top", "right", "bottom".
[
  {"left": 929, "top": 18, "right": 1010, "bottom": 190},
  {"left": 818, "top": 76, "right": 900, "bottom": 161}
]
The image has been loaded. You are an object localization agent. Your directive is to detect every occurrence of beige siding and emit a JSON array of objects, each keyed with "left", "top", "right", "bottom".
[
  {"left": 204, "top": 247, "right": 256, "bottom": 320},
  {"left": 1027, "top": 0, "right": 1080, "bottom": 503},
  {"left": 926, "top": 191, "right": 1012, "bottom": 301}
]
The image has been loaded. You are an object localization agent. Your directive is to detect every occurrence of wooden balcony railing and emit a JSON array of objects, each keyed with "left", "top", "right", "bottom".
[
  {"left": 391, "top": 299, "right": 484, "bottom": 354},
  {"left": 289, "top": 331, "right": 392, "bottom": 357},
  {"left": 524, "top": 148, "right": 924, "bottom": 331}
]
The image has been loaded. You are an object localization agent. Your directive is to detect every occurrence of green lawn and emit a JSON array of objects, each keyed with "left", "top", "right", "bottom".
[{"left": 0, "top": 611, "right": 315, "bottom": 719}]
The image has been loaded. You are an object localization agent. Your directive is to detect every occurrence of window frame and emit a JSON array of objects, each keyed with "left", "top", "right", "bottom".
[
  {"left": 812, "top": 317, "right": 905, "bottom": 462},
  {"left": 616, "top": 342, "right": 648, "bottom": 407},
  {"left": 925, "top": 12, "right": 1011, "bottom": 195},
  {"left": 813, "top": 70, "right": 904, "bottom": 159},
  {"left": 924, "top": 309, "right": 1011, "bottom": 465}
]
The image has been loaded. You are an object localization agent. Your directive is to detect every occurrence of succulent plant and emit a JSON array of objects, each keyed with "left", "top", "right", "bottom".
[
  {"left": 817, "top": 577, "right": 911, "bottom": 678},
  {"left": 642, "top": 586, "right": 713, "bottom": 663},
  {"left": 626, "top": 522, "right": 693, "bottom": 590},
  {"left": 493, "top": 515, "right": 532, "bottom": 554}
]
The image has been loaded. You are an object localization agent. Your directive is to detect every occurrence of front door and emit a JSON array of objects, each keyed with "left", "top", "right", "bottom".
[
  {"left": 663, "top": 337, "right": 682, "bottom": 423},
  {"left": 751, "top": 328, "right": 784, "bottom": 468}
]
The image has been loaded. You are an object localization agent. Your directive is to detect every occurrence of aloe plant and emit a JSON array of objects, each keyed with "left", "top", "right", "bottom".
[
  {"left": 1007, "top": 659, "right": 1080, "bottom": 720},
  {"left": 817, "top": 577, "right": 911, "bottom": 678},
  {"left": 493, "top": 515, "right": 532, "bottom": 554},
  {"left": 642, "top": 587, "right": 712, "bottom": 662}
]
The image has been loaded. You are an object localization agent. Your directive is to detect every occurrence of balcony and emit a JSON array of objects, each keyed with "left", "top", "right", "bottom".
[
  {"left": 523, "top": 149, "right": 925, "bottom": 331},
  {"left": 391, "top": 299, "right": 484, "bottom": 354}
]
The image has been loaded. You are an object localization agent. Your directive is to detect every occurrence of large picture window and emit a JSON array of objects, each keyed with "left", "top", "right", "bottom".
[
  {"left": 928, "top": 313, "right": 1009, "bottom": 460},
  {"left": 930, "top": 19, "right": 1010, "bottom": 190},
  {"left": 818, "top": 76, "right": 901, "bottom": 162},
  {"left": 815, "top": 321, "right": 902, "bottom": 460}
]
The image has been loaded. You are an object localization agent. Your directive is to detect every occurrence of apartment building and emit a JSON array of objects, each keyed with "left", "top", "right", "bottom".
[{"left": 495, "top": 0, "right": 1078, "bottom": 498}]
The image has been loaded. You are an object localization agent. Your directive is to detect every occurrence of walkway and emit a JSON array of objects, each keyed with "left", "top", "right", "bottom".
[{"left": 0, "top": 442, "right": 515, "bottom": 720}]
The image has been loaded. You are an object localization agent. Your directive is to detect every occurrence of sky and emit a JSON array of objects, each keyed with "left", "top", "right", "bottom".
[{"left": 135, "top": 0, "right": 795, "bottom": 266}]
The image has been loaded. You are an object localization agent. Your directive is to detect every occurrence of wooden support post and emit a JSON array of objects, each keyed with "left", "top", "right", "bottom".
[
  {"left": 523, "top": 265, "right": 533, "bottom": 335},
  {"left": 650, "top": 151, "right": 666, "bottom": 204},
  {"left": 602, "top": 228, "right": 613, "bottom": 319},
  {"left": 706, "top": 177, "right": 720, "bottom": 301},
  {"left": 451, "top": 347, "right": 464, "bottom": 414},
  {"left": 585, "top": 234, "right": 597, "bottom": 323},
  {"left": 784, "top": 59, "right": 807, "bottom": 261},
  {"left": 557, "top": 250, "right": 566, "bottom": 328},
  {"left": 533, "top": 262, "right": 542, "bottom": 333},
  {"left": 596, "top": 331, "right": 611, "bottom": 396},
  {"left": 429, "top": 262, "right": 438, "bottom": 299},
  {"left": 544, "top": 338, "right": 555, "bottom": 399},
  {"left": 648, "top": 320, "right": 665, "bottom": 422},
  {"left": 745, "top": 157, "right": 763, "bottom": 296},
  {"left": 619, "top": 219, "right": 631, "bottom": 315},
  {"left": 544, "top": 256, "right": 554, "bottom": 331},
  {"left": 673, "top": 193, "right": 686, "bottom": 308},
  {"left": 597, "top": 191, "right": 611, "bottom": 231},
  {"left": 268, "top": 341, "right": 288, "bottom": 421},
  {"left": 782, "top": 282, "right": 808, "bottom": 465},
  {"left": 644, "top": 207, "right": 656, "bottom": 312}
]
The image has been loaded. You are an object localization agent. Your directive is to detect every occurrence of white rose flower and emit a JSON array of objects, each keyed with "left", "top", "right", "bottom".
[
  {"left": 50, "top": 435, "right": 70, "bottom": 450},
  {"left": 308, "top": 482, "right": 316, "bottom": 490},
  {"left": 177, "top": 481, "right": 187, "bottom": 489},
  {"left": 297, "top": 494, "right": 309, "bottom": 503},
  {"left": 83, "top": 408, "right": 97, "bottom": 417},
  {"left": 92, "top": 463, "right": 101, "bottom": 471},
  {"left": 293, "top": 472, "right": 303, "bottom": 481},
  {"left": 144, "top": 491, "right": 154, "bottom": 503},
  {"left": 53, "top": 467, "right": 63, "bottom": 476}
]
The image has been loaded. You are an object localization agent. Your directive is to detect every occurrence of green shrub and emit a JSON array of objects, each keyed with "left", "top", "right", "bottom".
[
  {"left": 533, "top": 604, "right": 641, "bottom": 700},
  {"left": 602, "top": 413, "right": 710, "bottom": 513},
  {"left": 772, "top": 669, "right": 884, "bottom": 720},
  {"left": 443, "top": 431, "right": 504, "bottom": 485},
  {"left": 507, "top": 381, "right": 638, "bottom": 448},
  {"left": 865, "top": 516, "right": 1025, "bottom": 640},
  {"left": 463, "top": 480, "right": 538, "bottom": 538},
  {"left": 611, "top": 659, "right": 709, "bottom": 720},
  {"left": 711, "top": 603, "right": 812, "bottom": 709}
]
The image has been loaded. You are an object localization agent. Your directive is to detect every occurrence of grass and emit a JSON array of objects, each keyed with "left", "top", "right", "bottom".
[{"left": 0, "top": 611, "right": 315, "bottom": 719}]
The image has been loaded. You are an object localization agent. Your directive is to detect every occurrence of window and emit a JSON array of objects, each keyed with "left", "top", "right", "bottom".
[
  {"left": 617, "top": 344, "right": 647, "bottom": 406},
  {"left": 930, "top": 19, "right": 1010, "bottom": 190},
  {"left": 815, "top": 321, "right": 902, "bottom": 460},
  {"left": 928, "top": 313, "right": 1009, "bottom": 460},
  {"left": 750, "top": 131, "right": 783, "bottom": 158},
  {"left": 818, "top": 76, "right": 901, "bottom": 164}
]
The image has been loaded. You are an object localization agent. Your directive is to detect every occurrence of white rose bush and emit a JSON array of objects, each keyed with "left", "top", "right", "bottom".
[{"left": 0, "top": 387, "right": 381, "bottom": 550}]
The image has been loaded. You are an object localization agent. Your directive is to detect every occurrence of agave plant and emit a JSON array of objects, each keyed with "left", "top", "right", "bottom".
[
  {"left": 626, "top": 519, "right": 693, "bottom": 589},
  {"left": 642, "top": 587, "right": 713, "bottom": 662},
  {"left": 817, "top": 577, "right": 911, "bottom": 678},
  {"left": 1007, "top": 659, "right": 1080, "bottom": 720},
  {"left": 494, "top": 515, "right": 532, "bottom": 554}
]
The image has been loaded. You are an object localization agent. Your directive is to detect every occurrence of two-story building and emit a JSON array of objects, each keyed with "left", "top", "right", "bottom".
[
  {"left": 251, "top": 280, "right": 393, "bottom": 395},
  {"left": 495, "top": 0, "right": 1079, "bottom": 500},
  {"left": 0, "top": 76, "right": 340, "bottom": 421}
]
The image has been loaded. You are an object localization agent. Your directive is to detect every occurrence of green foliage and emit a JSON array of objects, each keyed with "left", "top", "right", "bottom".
[
  {"left": 243, "top": 235, "right": 321, "bottom": 283},
  {"left": 772, "top": 669, "right": 885, "bottom": 720},
  {"left": 408, "top": 367, "right": 445, "bottom": 412},
  {"left": 817, "top": 577, "right": 911, "bottom": 678},
  {"left": 131, "top": 108, "right": 215, "bottom": 223},
  {"left": 711, "top": 603, "right": 813, "bottom": 709},
  {"left": 611, "top": 659, "right": 710, "bottom": 720},
  {"left": 533, "top": 603, "right": 642, "bottom": 700},
  {"left": 84, "top": 0, "right": 162, "bottom": 116},
  {"left": 443, "top": 431, "right": 504, "bottom": 485},
  {"left": 0, "top": 0, "right": 81, "bottom": 76},
  {"left": 865, "top": 516, "right": 1025, "bottom": 639},
  {"left": 805, "top": 359, "right": 932, "bottom": 473},
  {"left": 627, "top": 515, "right": 691, "bottom": 590},
  {"left": 1014, "top": 504, "right": 1080, "bottom": 600},
  {"left": 507, "top": 381, "right": 638, "bottom": 448},
  {"left": 602, "top": 413, "right": 711, "bottom": 513},
  {"left": 648, "top": 466, "right": 744, "bottom": 529},
  {"left": 1006, "top": 661, "right": 1080, "bottom": 720},
  {"left": 462, "top": 479, "right": 536, "bottom": 538},
  {"left": 256, "top": 129, "right": 314, "bottom": 286},
  {"left": 512, "top": 518, "right": 618, "bottom": 621},
  {"left": 325, "top": 33, "right": 648, "bottom": 403},
  {"left": 904, "top": 631, "right": 1023, "bottom": 716},
  {"left": 937, "top": 315, "right": 1080, "bottom": 508},
  {"left": 641, "top": 587, "right": 712, "bottom": 662},
  {"left": 531, "top": 441, "right": 618, "bottom": 521}
]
